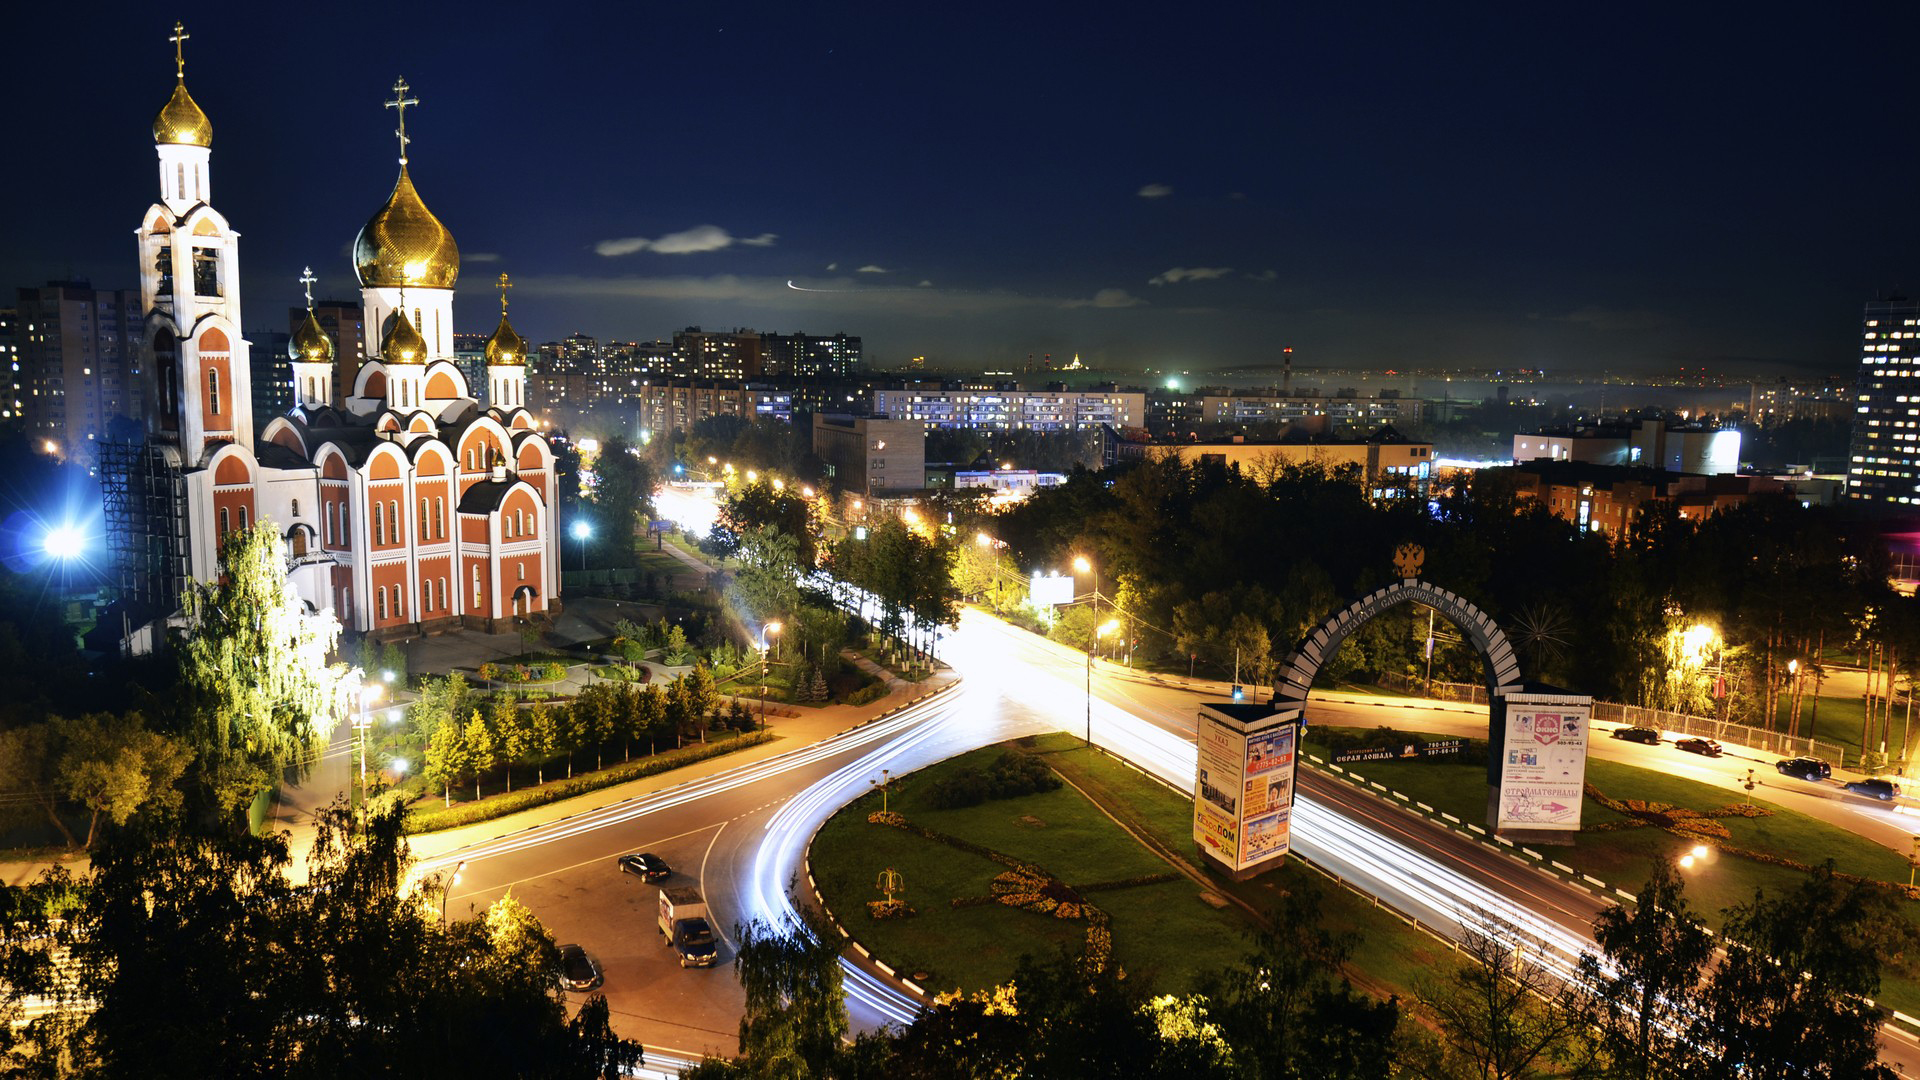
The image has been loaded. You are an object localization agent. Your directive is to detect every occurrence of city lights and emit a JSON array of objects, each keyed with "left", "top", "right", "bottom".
[{"left": 41, "top": 525, "right": 83, "bottom": 560}]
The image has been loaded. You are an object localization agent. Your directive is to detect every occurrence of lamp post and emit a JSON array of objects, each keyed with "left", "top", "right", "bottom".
[
  {"left": 760, "top": 621, "right": 783, "bottom": 728},
  {"left": 356, "top": 682, "right": 384, "bottom": 827},
  {"left": 570, "top": 519, "right": 591, "bottom": 571},
  {"left": 441, "top": 859, "right": 468, "bottom": 926},
  {"left": 1073, "top": 554, "right": 1098, "bottom": 622},
  {"left": 1086, "top": 619, "right": 1119, "bottom": 747}
]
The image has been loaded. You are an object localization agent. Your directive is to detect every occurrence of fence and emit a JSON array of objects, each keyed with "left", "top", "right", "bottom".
[{"left": 1374, "top": 672, "right": 1849, "bottom": 767}]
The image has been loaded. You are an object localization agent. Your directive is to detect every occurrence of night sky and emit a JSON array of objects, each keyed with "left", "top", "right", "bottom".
[{"left": 8, "top": 2, "right": 1920, "bottom": 375}]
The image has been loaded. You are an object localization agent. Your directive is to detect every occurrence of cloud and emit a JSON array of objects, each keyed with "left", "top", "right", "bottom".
[
  {"left": 465, "top": 252, "right": 503, "bottom": 264},
  {"left": 857, "top": 265, "right": 892, "bottom": 274},
  {"left": 1149, "top": 266, "right": 1234, "bottom": 286},
  {"left": 826, "top": 262, "right": 838, "bottom": 271},
  {"left": 1137, "top": 183, "right": 1174, "bottom": 198},
  {"left": 1564, "top": 305, "right": 1670, "bottom": 332},
  {"left": 918, "top": 280, "right": 933, "bottom": 288},
  {"left": 1246, "top": 269, "right": 1277, "bottom": 282},
  {"left": 1074, "top": 288, "right": 1147, "bottom": 309},
  {"left": 594, "top": 225, "right": 777, "bottom": 257}
]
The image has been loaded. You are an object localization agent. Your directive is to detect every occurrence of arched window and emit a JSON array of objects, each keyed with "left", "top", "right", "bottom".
[
  {"left": 207, "top": 369, "right": 220, "bottom": 416},
  {"left": 505, "top": 514, "right": 515, "bottom": 540},
  {"left": 291, "top": 499, "right": 301, "bottom": 519},
  {"left": 472, "top": 565, "right": 483, "bottom": 607},
  {"left": 419, "top": 497, "right": 428, "bottom": 541},
  {"left": 436, "top": 496, "right": 445, "bottom": 538},
  {"left": 440, "top": 577, "right": 448, "bottom": 612},
  {"left": 374, "top": 504, "right": 385, "bottom": 545},
  {"left": 219, "top": 506, "right": 229, "bottom": 534},
  {"left": 378, "top": 587, "right": 389, "bottom": 620},
  {"left": 388, "top": 501, "right": 399, "bottom": 545},
  {"left": 238, "top": 507, "right": 249, "bottom": 531},
  {"left": 176, "top": 163, "right": 185, "bottom": 199}
]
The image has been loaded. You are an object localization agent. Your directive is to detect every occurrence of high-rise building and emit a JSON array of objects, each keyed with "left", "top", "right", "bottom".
[
  {"left": 0, "top": 308, "right": 20, "bottom": 429},
  {"left": 249, "top": 329, "right": 292, "bottom": 420},
  {"left": 14, "top": 282, "right": 145, "bottom": 463},
  {"left": 760, "top": 332, "right": 861, "bottom": 378},
  {"left": 813, "top": 414, "right": 925, "bottom": 494},
  {"left": 1846, "top": 298, "right": 1920, "bottom": 506},
  {"left": 672, "top": 327, "right": 761, "bottom": 379}
]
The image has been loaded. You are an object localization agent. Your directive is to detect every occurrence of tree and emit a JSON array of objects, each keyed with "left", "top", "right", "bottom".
[
  {"left": 52, "top": 712, "right": 190, "bottom": 849},
  {"left": 0, "top": 723, "right": 76, "bottom": 848},
  {"left": 575, "top": 683, "right": 619, "bottom": 770},
  {"left": 525, "top": 704, "right": 557, "bottom": 785},
  {"left": 490, "top": 696, "right": 527, "bottom": 794},
  {"left": 635, "top": 684, "right": 668, "bottom": 756},
  {"left": 176, "top": 523, "right": 354, "bottom": 820},
  {"left": 1573, "top": 859, "right": 1711, "bottom": 1079},
  {"left": 554, "top": 703, "right": 584, "bottom": 778},
  {"left": 1689, "top": 864, "right": 1902, "bottom": 1079},
  {"left": 462, "top": 708, "right": 495, "bottom": 801},
  {"left": 1420, "top": 913, "right": 1582, "bottom": 1079},
  {"left": 735, "top": 916, "right": 849, "bottom": 1076},
  {"left": 0, "top": 799, "right": 644, "bottom": 1077},
  {"left": 423, "top": 717, "right": 461, "bottom": 806},
  {"left": 680, "top": 666, "right": 717, "bottom": 744},
  {"left": 708, "top": 479, "right": 819, "bottom": 565},
  {"left": 732, "top": 523, "right": 804, "bottom": 625},
  {"left": 588, "top": 435, "right": 656, "bottom": 569}
]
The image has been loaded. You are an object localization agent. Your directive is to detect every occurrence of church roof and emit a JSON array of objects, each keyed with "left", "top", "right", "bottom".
[{"left": 458, "top": 478, "right": 517, "bottom": 514}]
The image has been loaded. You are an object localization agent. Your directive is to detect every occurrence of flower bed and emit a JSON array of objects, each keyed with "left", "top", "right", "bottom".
[{"left": 477, "top": 660, "right": 568, "bottom": 684}]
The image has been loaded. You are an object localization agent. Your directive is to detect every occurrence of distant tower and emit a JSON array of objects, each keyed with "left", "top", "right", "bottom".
[
  {"left": 289, "top": 267, "right": 335, "bottom": 410},
  {"left": 485, "top": 273, "right": 528, "bottom": 410},
  {"left": 135, "top": 21, "right": 254, "bottom": 460},
  {"left": 1846, "top": 297, "right": 1920, "bottom": 505},
  {"left": 1282, "top": 346, "right": 1294, "bottom": 396}
]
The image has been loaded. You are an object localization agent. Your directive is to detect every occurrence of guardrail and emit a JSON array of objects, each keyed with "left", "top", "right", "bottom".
[{"left": 1375, "top": 673, "right": 1848, "bottom": 767}]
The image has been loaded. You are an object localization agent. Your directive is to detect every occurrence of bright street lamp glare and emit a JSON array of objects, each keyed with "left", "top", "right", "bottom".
[
  {"left": 1073, "top": 555, "right": 1092, "bottom": 574},
  {"left": 1691, "top": 844, "right": 1709, "bottom": 859},
  {"left": 42, "top": 525, "right": 83, "bottom": 559},
  {"left": 571, "top": 520, "right": 592, "bottom": 540},
  {"left": 1679, "top": 854, "right": 1696, "bottom": 869},
  {"left": 1098, "top": 619, "right": 1121, "bottom": 637},
  {"left": 393, "top": 759, "right": 408, "bottom": 774},
  {"left": 382, "top": 670, "right": 396, "bottom": 683}
]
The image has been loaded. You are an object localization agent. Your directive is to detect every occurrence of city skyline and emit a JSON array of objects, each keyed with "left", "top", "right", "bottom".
[{"left": 9, "top": 4, "right": 1920, "bottom": 376}]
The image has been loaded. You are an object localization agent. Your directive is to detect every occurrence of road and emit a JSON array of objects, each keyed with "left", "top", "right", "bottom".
[{"left": 417, "top": 608, "right": 1920, "bottom": 1071}]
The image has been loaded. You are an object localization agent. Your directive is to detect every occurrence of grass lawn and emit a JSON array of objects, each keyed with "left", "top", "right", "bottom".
[
  {"left": 810, "top": 734, "right": 1450, "bottom": 1002},
  {"left": 1302, "top": 724, "right": 1920, "bottom": 1014}
]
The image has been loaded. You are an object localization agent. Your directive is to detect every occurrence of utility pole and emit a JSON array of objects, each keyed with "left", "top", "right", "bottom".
[{"left": 1424, "top": 607, "right": 1437, "bottom": 694}]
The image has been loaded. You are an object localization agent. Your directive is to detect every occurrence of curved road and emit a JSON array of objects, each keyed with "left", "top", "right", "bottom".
[{"left": 420, "top": 609, "right": 1920, "bottom": 1071}]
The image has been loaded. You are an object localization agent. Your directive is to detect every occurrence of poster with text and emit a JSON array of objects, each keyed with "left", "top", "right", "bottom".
[
  {"left": 1497, "top": 703, "right": 1590, "bottom": 831},
  {"left": 1194, "top": 715, "right": 1245, "bottom": 856}
]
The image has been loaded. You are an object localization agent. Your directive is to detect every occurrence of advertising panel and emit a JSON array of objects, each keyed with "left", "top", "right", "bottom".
[
  {"left": 1239, "top": 726, "right": 1296, "bottom": 864},
  {"left": 1029, "top": 571, "right": 1075, "bottom": 608},
  {"left": 1193, "top": 713, "right": 1244, "bottom": 861},
  {"left": 1496, "top": 698, "right": 1590, "bottom": 831}
]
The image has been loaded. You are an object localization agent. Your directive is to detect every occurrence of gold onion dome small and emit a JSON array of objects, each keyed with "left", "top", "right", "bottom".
[
  {"left": 485, "top": 314, "right": 526, "bottom": 366},
  {"left": 380, "top": 310, "right": 428, "bottom": 365},
  {"left": 153, "top": 82, "right": 211, "bottom": 147},
  {"left": 290, "top": 311, "right": 334, "bottom": 363},
  {"left": 353, "top": 165, "right": 460, "bottom": 290}
]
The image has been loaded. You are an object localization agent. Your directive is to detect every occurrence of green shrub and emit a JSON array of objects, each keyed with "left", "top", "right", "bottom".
[
  {"left": 927, "top": 750, "right": 1062, "bottom": 809},
  {"left": 843, "top": 683, "right": 889, "bottom": 707},
  {"left": 403, "top": 731, "right": 776, "bottom": 834}
]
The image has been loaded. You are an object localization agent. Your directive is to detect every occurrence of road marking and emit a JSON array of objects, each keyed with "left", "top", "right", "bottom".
[
  {"left": 699, "top": 818, "right": 732, "bottom": 948},
  {"left": 447, "top": 820, "right": 726, "bottom": 905}
]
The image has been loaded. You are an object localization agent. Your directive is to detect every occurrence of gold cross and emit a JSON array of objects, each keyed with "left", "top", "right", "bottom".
[
  {"left": 170, "top": 22, "right": 190, "bottom": 80},
  {"left": 497, "top": 272, "right": 513, "bottom": 315},
  {"left": 299, "top": 267, "right": 316, "bottom": 310},
  {"left": 385, "top": 78, "right": 419, "bottom": 163}
]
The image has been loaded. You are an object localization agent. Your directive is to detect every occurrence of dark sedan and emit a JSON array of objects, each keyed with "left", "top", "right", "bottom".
[
  {"left": 1610, "top": 727, "right": 1661, "bottom": 745},
  {"left": 1674, "top": 738, "right": 1723, "bottom": 758},
  {"left": 1845, "top": 778, "right": 1899, "bottom": 802},
  {"left": 618, "top": 852, "right": 671, "bottom": 882},
  {"left": 1774, "top": 757, "right": 1832, "bottom": 782},
  {"left": 557, "top": 944, "right": 602, "bottom": 991}
]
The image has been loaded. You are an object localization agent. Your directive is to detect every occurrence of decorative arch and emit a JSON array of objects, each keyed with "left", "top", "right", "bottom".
[
  {"left": 211, "top": 448, "right": 254, "bottom": 486},
  {"left": 367, "top": 444, "right": 405, "bottom": 481},
  {"left": 1273, "top": 578, "right": 1521, "bottom": 703},
  {"left": 425, "top": 370, "right": 459, "bottom": 400}
]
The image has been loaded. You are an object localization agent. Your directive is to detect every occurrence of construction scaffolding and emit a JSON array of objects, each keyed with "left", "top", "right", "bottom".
[{"left": 98, "top": 437, "right": 188, "bottom": 618}]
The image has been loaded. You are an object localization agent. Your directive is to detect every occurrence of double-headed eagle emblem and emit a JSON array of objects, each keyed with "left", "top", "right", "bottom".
[{"left": 1393, "top": 543, "right": 1425, "bottom": 579}]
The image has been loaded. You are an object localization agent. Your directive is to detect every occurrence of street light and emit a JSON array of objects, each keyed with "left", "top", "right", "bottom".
[
  {"left": 441, "top": 859, "right": 468, "bottom": 925},
  {"left": 1073, "top": 555, "right": 1099, "bottom": 621},
  {"left": 570, "top": 519, "right": 591, "bottom": 570},
  {"left": 760, "top": 621, "right": 783, "bottom": 728},
  {"left": 1086, "top": 619, "right": 1119, "bottom": 747},
  {"left": 42, "top": 525, "right": 84, "bottom": 560},
  {"left": 356, "top": 682, "right": 385, "bottom": 826}
]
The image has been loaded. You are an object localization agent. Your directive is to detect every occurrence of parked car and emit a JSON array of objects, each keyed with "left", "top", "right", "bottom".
[
  {"left": 1775, "top": 756, "right": 1832, "bottom": 782},
  {"left": 1674, "top": 738, "right": 1723, "bottom": 758},
  {"left": 1610, "top": 727, "right": 1662, "bottom": 745},
  {"left": 1845, "top": 778, "right": 1899, "bottom": 802},
  {"left": 618, "top": 852, "right": 672, "bottom": 882},
  {"left": 557, "top": 944, "right": 602, "bottom": 991}
]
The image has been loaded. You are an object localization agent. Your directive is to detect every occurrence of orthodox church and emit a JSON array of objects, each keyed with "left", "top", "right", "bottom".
[{"left": 133, "top": 25, "right": 559, "bottom": 639}]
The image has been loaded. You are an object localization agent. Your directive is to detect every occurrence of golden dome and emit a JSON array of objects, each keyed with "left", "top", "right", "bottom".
[
  {"left": 153, "top": 81, "right": 211, "bottom": 147},
  {"left": 485, "top": 314, "right": 526, "bottom": 366},
  {"left": 380, "top": 309, "right": 428, "bottom": 365},
  {"left": 352, "top": 165, "right": 459, "bottom": 290},
  {"left": 290, "top": 311, "right": 334, "bottom": 364}
]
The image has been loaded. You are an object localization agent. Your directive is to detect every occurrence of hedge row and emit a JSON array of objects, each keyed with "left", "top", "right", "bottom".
[{"left": 403, "top": 731, "right": 776, "bottom": 834}]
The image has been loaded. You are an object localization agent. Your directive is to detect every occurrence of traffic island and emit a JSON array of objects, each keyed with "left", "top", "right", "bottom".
[{"left": 807, "top": 734, "right": 1450, "bottom": 999}]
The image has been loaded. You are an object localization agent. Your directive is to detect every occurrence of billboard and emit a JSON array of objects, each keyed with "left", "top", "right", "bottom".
[
  {"left": 1029, "top": 571, "right": 1075, "bottom": 608},
  {"left": 1194, "top": 704, "right": 1300, "bottom": 877},
  {"left": 1496, "top": 694, "right": 1591, "bottom": 831}
]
